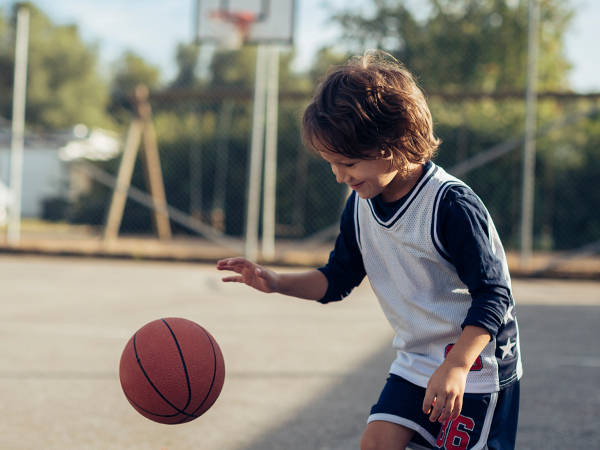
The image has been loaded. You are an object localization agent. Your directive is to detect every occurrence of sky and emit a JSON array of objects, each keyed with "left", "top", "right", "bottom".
[{"left": 0, "top": 0, "right": 598, "bottom": 92}]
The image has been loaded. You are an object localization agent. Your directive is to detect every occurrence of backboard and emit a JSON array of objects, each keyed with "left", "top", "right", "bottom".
[{"left": 196, "top": 0, "right": 295, "bottom": 46}]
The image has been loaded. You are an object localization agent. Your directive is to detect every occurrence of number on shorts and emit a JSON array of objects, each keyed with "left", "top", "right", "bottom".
[{"left": 435, "top": 415, "right": 475, "bottom": 450}]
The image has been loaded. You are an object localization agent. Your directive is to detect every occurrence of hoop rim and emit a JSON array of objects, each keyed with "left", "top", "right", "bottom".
[
  {"left": 196, "top": 0, "right": 295, "bottom": 46},
  {"left": 209, "top": 10, "right": 259, "bottom": 23},
  {"left": 209, "top": 10, "right": 259, "bottom": 44}
]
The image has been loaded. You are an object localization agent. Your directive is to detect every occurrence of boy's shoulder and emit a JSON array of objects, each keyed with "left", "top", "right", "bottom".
[
  {"left": 430, "top": 166, "right": 489, "bottom": 225},
  {"left": 427, "top": 163, "right": 485, "bottom": 209},
  {"left": 441, "top": 183, "right": 480, "bottom": 206}
]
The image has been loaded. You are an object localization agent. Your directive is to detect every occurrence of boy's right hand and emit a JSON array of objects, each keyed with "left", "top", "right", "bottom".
[{"left": 216, "top": 257, "right": 280, "bottom": 294}]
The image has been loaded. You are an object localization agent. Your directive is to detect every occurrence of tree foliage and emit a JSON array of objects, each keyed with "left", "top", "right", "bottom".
[
  {"left": 170, "top": 42, "right": 201, "bottom": 89},
  {"left": 333, "top": 0, "right": 572, "bottom": 92},
  {"left": 111, "top": 51, "right": 161, "bottom": 98},
  {"left": 108, "top": 50, "right": 162, "bottom": 127},
  {"left": 0, "top": 2, "right": 111, "bottom": 129}
]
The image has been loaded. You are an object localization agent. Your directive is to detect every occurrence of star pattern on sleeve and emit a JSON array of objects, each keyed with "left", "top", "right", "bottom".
[
  {"left": 499, "top": 337, "right": 516, "bottom": 359},
  {"left": 503, "top": 305, "right": 514, "bottom": 324}
]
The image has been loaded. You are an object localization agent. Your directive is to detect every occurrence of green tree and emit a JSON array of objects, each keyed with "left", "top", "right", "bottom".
[
  {"left": 111, "top": 51, "right": 161, "bottom": 98},
  {"left": 333, "top": 0, "right": 572, "bottom": 93},
  {"left": 0, "top": 2, "right": 111, "bottom": 129},
  {"left": 170, "top": 42, "right": 201, "bottom": 89},
  {"left": 209, "top": 47, "right": 258, "bottom": 90},
  {"left": 107, "top": 50, "right": 162, "bottom": 127},
  {"left": 308, "top": 47, "right": 351, "bottom": 84}
]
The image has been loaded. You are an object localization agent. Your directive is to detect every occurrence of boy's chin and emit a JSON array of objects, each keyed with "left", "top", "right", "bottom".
[{"left": 356, "top": 191, "right": 377, "bottom": 200}]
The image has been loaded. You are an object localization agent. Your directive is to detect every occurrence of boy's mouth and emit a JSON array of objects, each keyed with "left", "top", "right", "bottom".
[{"left": 349, "top": 182, "right": 364, "bottom": 190}]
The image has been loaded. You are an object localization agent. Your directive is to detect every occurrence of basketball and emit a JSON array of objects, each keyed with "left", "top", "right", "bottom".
[{"left": 119, "top": 317, "right": 225, "bottom": 424}]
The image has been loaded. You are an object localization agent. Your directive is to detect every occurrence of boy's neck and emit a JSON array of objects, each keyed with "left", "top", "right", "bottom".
[{"left": 379, "top": 163, "right": 425, "bottom": 203}]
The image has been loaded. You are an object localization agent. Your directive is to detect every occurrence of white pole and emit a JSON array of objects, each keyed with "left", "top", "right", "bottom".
[
  {"left": 261, "top": 45, "right": 280, "bottom": 261},
  {"left": 245, "top": 44, "right": 269, "bottom": 260},
  {"left": 8, "top": 7, "right": 30, "bottom": 247},
  {"left": 520, "top": 0, "right": 540, "bottom": 270}
]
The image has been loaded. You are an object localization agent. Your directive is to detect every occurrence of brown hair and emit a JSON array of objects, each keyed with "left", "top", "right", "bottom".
[{"left": 302, "top": 50, "right": 441, "bottom": 175}]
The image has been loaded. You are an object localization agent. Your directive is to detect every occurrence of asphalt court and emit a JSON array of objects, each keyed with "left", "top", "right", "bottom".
[{"left": 0, "top": 255, "right": 598, "bottom": 450}]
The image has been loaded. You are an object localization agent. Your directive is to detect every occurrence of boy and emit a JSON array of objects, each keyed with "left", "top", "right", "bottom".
[{"left": 217, "top": 51, "right": 521, "bottom": 450}]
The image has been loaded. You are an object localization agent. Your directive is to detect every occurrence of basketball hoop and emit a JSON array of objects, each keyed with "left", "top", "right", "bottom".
[
  {"left": 209, "top": 10, "right": 258, "bottom": 49},
  {"left": 196, "top": 0, "right": 294, "bottom": 47}
]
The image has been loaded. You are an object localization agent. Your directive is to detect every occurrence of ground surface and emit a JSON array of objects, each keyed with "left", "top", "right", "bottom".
[{"left": 0, "top": 255, "right": 598, "bottom": 450}]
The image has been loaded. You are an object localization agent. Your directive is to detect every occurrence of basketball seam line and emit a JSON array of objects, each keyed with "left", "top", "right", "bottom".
[
  {"left": 161, "top": 319, "right": 193, "bottom": 414},
  {"left": 123, "top": 390, "right": 190, "bottom": 418},
  {"left": 132, "top": 331, "right": 200, "bottom": 419},
  {"left": 173, "top": 324, "right": 220, "bottom": 424}
]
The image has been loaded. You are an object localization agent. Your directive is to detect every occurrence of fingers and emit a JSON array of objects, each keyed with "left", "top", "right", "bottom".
[
  {"left": 422, "top": 391, "right": 435, "bottom": 415},
  {"left": 227, "top": 257, "right": 254, "bottom": 267},
  {"left": 437, "top": 397, "right": 456, "bottom": 424},
  {"left": 216, "top": 258, "right": 234, "bottom": 268},
  {"left": 221, "top": 276, "right": 244, "bottom": 283},
  {"left": 428, "top": 394, "right": 445, "bottom": 422},
  {"left": 423, "top": 393, "right": 462, "bottom": 423},
  {"left": 450, "top": 396, "right": 463, "bottom": 421},
  {"left": 216, "top": 257, "right": 278, "bottom": 293},
  {"left": 217, "top": 257, "right": 255, "bottom": 272}
]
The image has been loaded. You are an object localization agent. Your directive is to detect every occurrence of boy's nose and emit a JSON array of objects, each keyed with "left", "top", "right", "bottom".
[{"left": 334, "top": 166, "right": 348, "bottom": 184}]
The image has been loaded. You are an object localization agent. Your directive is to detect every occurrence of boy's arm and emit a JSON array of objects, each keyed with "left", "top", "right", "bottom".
[
  {"left": 318, "top": 191, "right": 366, "bottom": 303},
  {"left": 438, "top": 187, "right": 511, "bottom": 339},
  {"left": 422, "top": 325, "right": 491, "bottom": 423},
  {"left": 423, "top": 187, "right": 513, "bottom": 423},
  {"left": 217, "top": 257, "right": 328, "bottom": 301},
  {"left": 217, "top": 194, "right": 364, "bottom": 302}
]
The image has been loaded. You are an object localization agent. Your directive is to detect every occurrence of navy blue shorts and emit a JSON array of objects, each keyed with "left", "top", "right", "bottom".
[{"left": 368, "top": 374, "right": 520, "bottom": 450}]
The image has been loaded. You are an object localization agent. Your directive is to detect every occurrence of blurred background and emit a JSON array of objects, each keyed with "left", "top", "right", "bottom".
[
  {"left": 0, "top": 2, "right": 599, "bottom": 449},
  {"left": 0, "top": 0, "right": 599, "bottom": 275}
]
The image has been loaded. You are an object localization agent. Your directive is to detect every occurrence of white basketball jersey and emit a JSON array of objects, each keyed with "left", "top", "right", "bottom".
[{"left": 354, "top": 163, "right": 522, "bottom": 393}]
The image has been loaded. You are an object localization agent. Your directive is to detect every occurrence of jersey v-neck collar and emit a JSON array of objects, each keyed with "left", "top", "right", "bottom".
[{"left": 365, "top": 161, "right": 438, "bottom": 228}]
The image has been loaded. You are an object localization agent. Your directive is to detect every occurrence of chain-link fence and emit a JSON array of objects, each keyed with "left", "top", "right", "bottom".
[
  {"left": 67, "top": 82, "right": 347, "bottom": 243},
  {"left": 431, "top": 94, "right": 600, "bottom": 253},
  {"left": 0, "top": 1, "right": 599, "bottom": 274}
]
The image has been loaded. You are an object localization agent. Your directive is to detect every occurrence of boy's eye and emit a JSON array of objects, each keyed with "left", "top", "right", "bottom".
[{"left": 344, "top": 163, "right": 355, "bottom": 168}]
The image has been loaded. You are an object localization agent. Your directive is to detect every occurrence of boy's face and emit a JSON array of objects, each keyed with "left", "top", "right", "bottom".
[{"left": 320, "top": 151, "right": 411, "bottom": 202}]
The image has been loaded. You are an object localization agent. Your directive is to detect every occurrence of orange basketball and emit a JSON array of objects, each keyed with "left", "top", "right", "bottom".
[{"left": 119, "top": 318, "right": 225, "bottom": 424}]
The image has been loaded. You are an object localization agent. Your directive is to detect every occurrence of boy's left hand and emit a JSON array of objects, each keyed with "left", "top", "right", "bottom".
[
  {"left": 423, "top": 325, "right": 491, "bottom": 423},
  {"left": 422, "top": 362, "right": 469, "bottom": 423}
]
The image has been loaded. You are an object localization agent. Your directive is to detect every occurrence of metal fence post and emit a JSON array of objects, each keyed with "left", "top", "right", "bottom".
[
  {"left": 261, "top": 44, "right": 280, "bottom": 261},
  {"left": 7, "top": 7, "right": 30, "bottom": 247},
  {"left": 245, "top": 44, "right": 269, "bottom": 260},
  {"left": 520, "top": 0, "right": 540, "bottom": 270}
]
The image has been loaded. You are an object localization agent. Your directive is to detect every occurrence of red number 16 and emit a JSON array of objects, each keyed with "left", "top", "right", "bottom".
[{"left": 435, "top": 415, "right": 475, "bottom": 450}]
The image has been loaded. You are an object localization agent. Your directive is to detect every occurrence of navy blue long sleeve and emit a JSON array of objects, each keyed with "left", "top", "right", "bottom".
[
  {"left": 438, "top": 187, "right": 511, "bottom": 338},
  {"left": 317, "top": 192, "right": 366, "bottom": 302}
]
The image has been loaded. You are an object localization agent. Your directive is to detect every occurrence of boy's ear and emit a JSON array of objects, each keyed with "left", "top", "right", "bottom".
[{"left": 379, "top": 148, "right": 394, "bottom": 160}]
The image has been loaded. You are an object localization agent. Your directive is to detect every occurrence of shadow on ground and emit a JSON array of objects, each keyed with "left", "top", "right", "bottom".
[
  {"left": 239, "top": 343, "right": 396, "bottom": 450},
  {"left": 515, "top": 304, "right": 600, "bottom": 450},
  {"left": 240, "top": 305, "right": 600, "bottom": 450}
]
